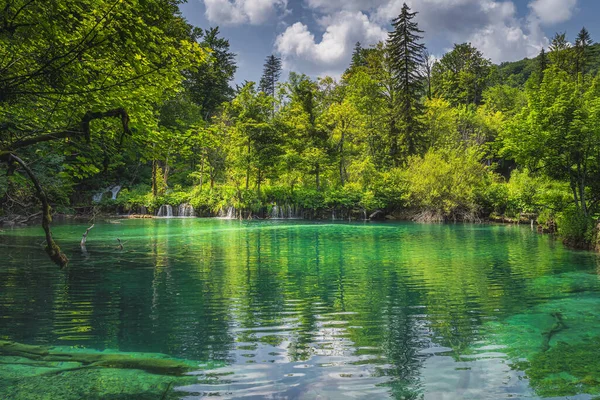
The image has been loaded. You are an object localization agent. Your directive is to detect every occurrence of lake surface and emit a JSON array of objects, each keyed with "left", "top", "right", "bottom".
[{"left": 1, "top": 219, "right": 600, "bottom": 399}]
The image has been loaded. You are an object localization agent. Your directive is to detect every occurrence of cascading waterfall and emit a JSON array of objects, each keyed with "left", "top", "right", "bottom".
[
  {"left": 140, "top": 206, "right": 148, "bottom": 215},
  {"left": 157, "top": 205, "right": 173, "bottom": 217},
  {"left": 109, "top": 185, "right": 121, "bottom": 200},
  {"left": 217, "top": 206, "right": 236, "bottom": 219},
  {"left": 271, "top": 205, "right": 280, "bottom": 219},
  {"left": 178, "top": 203, "right": 195, "bottom": 217},
  {"left": 270, "top": 203, "right": 302, "bottom": 219},
  {"left": 92, "top": 185, "right": 122, "bottom": 203},
  {"left": 226, "top": 206, "right": 235, "bottom": 219}
]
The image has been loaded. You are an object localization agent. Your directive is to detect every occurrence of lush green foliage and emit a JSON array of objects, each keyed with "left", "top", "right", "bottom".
[{"left": 3, "top": 1, "right": 600, "bottom": 247}]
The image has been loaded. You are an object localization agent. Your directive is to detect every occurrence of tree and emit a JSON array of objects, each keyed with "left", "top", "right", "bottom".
[
  {"left": 575, "top": 27, "right": 593, "bottom": 76},
  {"left": 259, "top": 55, "right": 282, "bottom": 97},
  {"left": 185, "top": 27, "right": 237, "bottom": 120},
  {"left": 0, "top": 0, "right": 206, "bottom": 266},
  {"left": 431, "top": 43, "right": 491, "bottom": 106},
  {"left": 222, "top": 82, "right": 280, "bottom": 196},
  {"left": 421, "top": 49, "right": 434, "bottom": 100},
  {"left": 387, "top": 3, "right": 426, "bottom": 162},
  {"left": 501, "top": 67, "right": 600, "bottom": 218},
  {"left": 548, "top": 32, "right": 571, "bottom": 71},
  {"left": 322, "top": 100, "right": 364, "bottom": 186}
]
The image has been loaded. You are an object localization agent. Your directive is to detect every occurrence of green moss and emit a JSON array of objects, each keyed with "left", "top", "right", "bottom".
[
  {"left": 0, "top": 341, "right": 229, "bottom": 400},
  {"left": 0, "top": 341, "right": 201, "bottom": 376},
  {"left": 0, "top": 362, "right": 196, "bottom": 400},
  {"left": 526, "top": 338, "right": 600, "bottom": 396},
  {"left": 0, "top": 341, "right": 226, "bottom": 399}
]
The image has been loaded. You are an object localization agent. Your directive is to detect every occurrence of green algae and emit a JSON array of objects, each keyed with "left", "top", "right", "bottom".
[
  {"left": 479, "top": 272, "right": 600, "bottom": 397},
  {"left": 0, "top": 361, "right": 196, "bottom": 400},
  {"left": 525, "top": 338, "right": 600, "bottom": 397},
  {"left": 0, "top": 341, "right": 225, "bottom": 400}
]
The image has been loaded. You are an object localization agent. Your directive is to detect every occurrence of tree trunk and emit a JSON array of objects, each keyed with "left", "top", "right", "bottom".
[
  {"left": 257, "top": 169, "right": 262, "bottom": 198},
  {"left": 199, "top": 157, "right": 204, "bottom": 188},
  {"left": 151, "top": 160, "right": 158, "bottom": 197},
  {"left": 163, "top": 155, "right": 169, "bottom": 189},
  {"left": 1, "top": 153, "right": 68, "bottom": 267},
  {"left": 339, "top": 131, "right": 345, "bottom": 186},
  {"left": 316, "top": 163, "right": 320, "bottom": 191}
]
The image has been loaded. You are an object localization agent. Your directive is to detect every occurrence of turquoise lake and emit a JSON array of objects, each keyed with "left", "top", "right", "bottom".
[{"left": 1, "top": 219, "right": 600, "bottom": 399}]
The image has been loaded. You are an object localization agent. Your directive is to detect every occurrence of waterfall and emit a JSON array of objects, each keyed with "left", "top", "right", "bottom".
[
  {"left": 271, "top": 203, "right": 301, "bottom": 219},
  {"left": 109, "top": 185, "right": 121, "bottom": 200},
  {"left": 332, "top": 210, "right": 336, "bottom": 221},
  {"left": 157, "top": 205, "right": 173, "bottom": 217},
  {"left": 92, "top": 185, "right": 121, "bottom": 203},
  {"left": 140, "top": 206, "right": 147, "bottom": 215},
  {"left": 178, "top": 203, "right": 194, "bottom": 217},
  {"left": 218, "top": 206, "right": 236, "bottom": 219}
]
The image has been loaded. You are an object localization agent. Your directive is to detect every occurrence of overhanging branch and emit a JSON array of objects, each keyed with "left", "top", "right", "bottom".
[{"left": 6, "top": 108, "right": 131, "bottom": 151}]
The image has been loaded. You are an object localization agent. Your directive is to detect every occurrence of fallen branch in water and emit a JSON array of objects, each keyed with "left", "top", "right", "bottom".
[{"left": 80, "top": 224, "right": 95, "bottom": 247}]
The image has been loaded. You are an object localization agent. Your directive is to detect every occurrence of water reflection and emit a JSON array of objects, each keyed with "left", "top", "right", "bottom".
[{"left": 0, "top": 220, "right": 598, "bottom": 399}]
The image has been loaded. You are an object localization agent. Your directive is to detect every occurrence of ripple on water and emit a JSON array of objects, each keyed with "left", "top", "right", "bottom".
[{"left": 1, "top": 220, "right": 599, "bottom": 399}]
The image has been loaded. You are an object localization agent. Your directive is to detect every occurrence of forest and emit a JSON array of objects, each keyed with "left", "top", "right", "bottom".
[{"left": 2, "top": 0, "right": 600, "bottom": 261}]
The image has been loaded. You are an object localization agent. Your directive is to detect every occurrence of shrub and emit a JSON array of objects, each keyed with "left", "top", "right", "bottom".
[
  {"left": 402, "top": 147, "right": 491, "bottom": 221},
  {"left": 557, "top": 208, "right": 597, "bottom": 249}
]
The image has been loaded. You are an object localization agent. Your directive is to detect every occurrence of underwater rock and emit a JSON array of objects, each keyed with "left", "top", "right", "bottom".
[
  {"left": 0, "top": 341, "right": 227, "bottom": 400},
  {"left": 0, "top": 340, "right": 199, "bottom": 375}
]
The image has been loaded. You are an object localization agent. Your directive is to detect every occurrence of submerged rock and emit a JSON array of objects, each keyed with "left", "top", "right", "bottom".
[{"left": 0, "top": 341, "right": 225, "bottom": 400}]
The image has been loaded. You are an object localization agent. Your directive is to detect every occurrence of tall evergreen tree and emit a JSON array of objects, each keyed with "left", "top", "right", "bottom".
[
  {"left": 387, "top": 3, "right": 426, "bottom": 163},
  {"left": 548, "top": 32, "right": 571, "bottom": 71},
  {"left": 351, "top": 42, "right": 366, "bottom": 68},
  {"left": 575, "top": 27, "right": 593, "bottom": 76},
  {"left": 185, "top": 27, "right": 237, "bottom": 120},
  {"left": 259, "top": 54, "right": 282, "bottom": 97}
]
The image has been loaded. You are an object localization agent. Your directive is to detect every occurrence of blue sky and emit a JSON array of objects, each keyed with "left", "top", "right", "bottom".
[{"left": 180, "top": 0, "right": 600, "bottom": 84}]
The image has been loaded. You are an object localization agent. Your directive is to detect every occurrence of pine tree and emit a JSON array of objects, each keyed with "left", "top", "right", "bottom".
[
  {"left": 387, "top": 2, "right": 426, "bottom": 163},
  {"left": 548, "top": 32, "right": 571, "bottom": 71},
  {"left": 350, "top": 42, "right": 366, "bottom": 68},
  {"left": 259, "top": 55, "right": 282, "bottom": 97},
  {"left": 575, "top": 27, "right": 593, "bottom": 76}
]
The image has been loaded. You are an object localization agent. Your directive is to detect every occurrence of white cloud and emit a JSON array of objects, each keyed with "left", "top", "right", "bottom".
[
  {"left": 529, "top": 0, "right": 577, "bottom": 25},
  {"left": 273, "top": 0, "right": 576, "bottom": 77},
  {"left": 275, "top": 11, "right": 387, "bottom": 74},
  {"left": 374, "top": 0, "right": 546, "bottom": 62},
  {"left": 203, "top": 0, "right": 287, "bottom": 25},
  {"left": 304, "top": 0, "right": 388, "bottom": 13}
]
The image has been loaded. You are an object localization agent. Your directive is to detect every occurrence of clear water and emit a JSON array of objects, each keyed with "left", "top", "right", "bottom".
[{"left": 1, "top": 219, "right": 599, "bottom": 399}]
